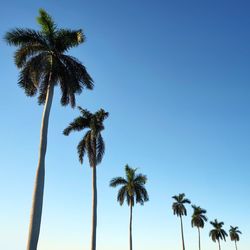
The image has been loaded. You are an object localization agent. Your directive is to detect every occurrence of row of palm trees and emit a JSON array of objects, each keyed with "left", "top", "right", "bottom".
[
  {"left": 172, "top": 193, "right": 242, "bottom": 250},
  {"left": 5, "top": 8, "right": 149, "bottom": 250},
  {"left": 4, "top": 8, "right": 243, "bottom": 250}
]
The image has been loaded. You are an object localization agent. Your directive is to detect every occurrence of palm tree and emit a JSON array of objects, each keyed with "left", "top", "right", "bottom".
[
  {"left": 209, "top": 219, "right": 228, "bottom": 250},
  {"left": 191, "top": 205, "right": 208, "bottom": 250},
  {"left": 172, "top": 193, "right": 191, "bottom": 250},
  {"left": 63, "top": 107, "right": 108, "bottom": 250},
  {"left": 5, "top": 9, "right": 93, "bottom": 250},
  {"left": 229, "top": 226, "right": 242, "bottom": 250},
  {"left": 110, "top": 165, "right": 149, "bottom": 250}
]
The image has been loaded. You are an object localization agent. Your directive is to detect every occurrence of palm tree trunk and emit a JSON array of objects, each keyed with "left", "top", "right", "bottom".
[
  {"left": 180, "top": 216, "right": 185, "bottom": 250},
  {"left": 129, "top": 202, "right": 133, "bottom": 250},
  {"left": 198, "top": 227, "right": 201, "bottom": 250},
  {"left": 91, "top": 164, "right": 97, "bottom": 250},
  {"left": 27, "top": 83, "right": 54, "bottom": 250},
  {"left": 235, "top": 240, "right": 238, "bottom": 250},
  {"left": 218, "top": 239, "right": 221, "bottom": 250}
]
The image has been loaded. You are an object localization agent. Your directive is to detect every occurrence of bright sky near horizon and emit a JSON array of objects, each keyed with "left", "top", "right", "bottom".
[{"left": 0, "top": 1, "right": 250, "bottom": 250}]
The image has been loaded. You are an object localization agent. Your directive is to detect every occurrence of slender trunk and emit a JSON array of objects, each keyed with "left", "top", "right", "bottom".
[
  {"left": 129, "top": 202, "right": 133, "bottom": 250},
  {"left": 198, "top": 227, "right": 201, "bottom": 250},
  {"left": 235, "top": 240, "right": 238, "bottom": 250},
  {"left": 27, "top": 83, "right": 54, "bottom": 250},
  {"left": 218, "top": 239, "right": 221, "bottom": 250},
  {"left": 91, "top": 161, "right": 97, "bottom": 250},
  {"left": 180, "top": 216, "right": 185, "bottom": 250}
]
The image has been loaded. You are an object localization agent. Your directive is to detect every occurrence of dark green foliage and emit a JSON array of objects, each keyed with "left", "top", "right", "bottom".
[
  {"left": 110, "top": 165, "right": 149, "bottom": 206},
  {"left": 37, "top": 8, "right": 56, "bottom": 35},
  {"left": 172, "top": 193, "right": 191, "bottom": 217},
  {"left": 63, "top": 107, "right": 109, "bottom": 166},
  {"left": 229, "top": 226, "right": 242, "bottom": 242},
  {"left": 5, "top": 8, "right": 93, "bottom": 107},
  {"left": 191, "top": 205, "right": 208, "bottom": 228},
  {"left": 209, "top": 219, "right": 228, "bottom": 242}
]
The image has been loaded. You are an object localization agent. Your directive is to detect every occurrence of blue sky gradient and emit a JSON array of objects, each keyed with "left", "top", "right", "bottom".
[{"left": 0, "top": 1, "right": 249, "bottom": 249}]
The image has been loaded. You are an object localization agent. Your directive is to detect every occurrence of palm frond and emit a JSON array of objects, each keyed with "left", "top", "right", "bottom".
[
  {"left": 38, "top": 71, "right": 56, "bottom": 105},
  {"left": 96, "top": 133, "right": 105, "bottom": 165},
  {"left": 125, "top": 165, "right": 136, "bottom": 182},
  {"left": 78, "top": 106, "right": 92, "bottom": 118},
  {"left": 55, "top": 29, "right": 85, "bottom": 52},
  {"left": 209, "top": 230, "right": 217, "bottom": 242},
  {"left": 37, "top": 9, "right": 56, "bottom": 35},
  {"left": 117, "top": 186, "right": 127, "bottom": 205},
  {"left": 134, "top": 185, "right": 149, "bottom": 205},
  {"left": 172, "top": 195, "right": 179, "bottom": 201},
  {"left": 60, "top": 55, "right": 94, "bottom": 90},
  {"left": 77, "top": 137, "right": 86, "bottom": 164},
  {"left": 134, "top": 188, "right": 144, "bottom": 205},
  {"left": 134, "top": 174, "right": 147, "bottom": 185},
  {"left": 60, "top": 84, "right": 70, "bottom": 106},
  {"left": 17, "top": 52, "right": 48, "bottom": 97},
  {"left": 5, "top": 28, "right": 47, "bottom": 47},
  {"left": 53, "top": 57, "right": 79, "bottom": 107},
  {"left": 182, "top": 198, "right": 191, "bottom": 204},
  {"left": 221, "top": 230, "right": 228, "bottom": 241},
  {"left": 63, "top": 116, "right": 90, "bottom": 135},
  {"left": 141, "top": 186, "right": 149, "bottom": 202},
  {"left": 18, "top": 66, "right": 38, "bottom": 97},
  {"left": 110, "top": 177, "right": 128, "bottom": 187},
  {"left": 95, "top": 109, "right": 109, "bottom": 122},
  {"left": 85, "top": 131, "right": 95, "bottom": 167},
  {"left": 68, "top": 92, "right": 76, "bottom": 108},
  {"left": 14, "top": 44, "right": 48, "bottom": 68},
  {"left": 182, "top": 206, "right": 187, "bottom": 216}
]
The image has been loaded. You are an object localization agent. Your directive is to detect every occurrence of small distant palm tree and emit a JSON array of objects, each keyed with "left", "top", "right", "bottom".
[
  {"left": 63, "top": 107, "right": 108, "bottom": 250},
  {"left": 191, "top": 205, "right": 208, "bottom": 250},
  {"left": 209, "top": 219, "right": 228, "bottom": 250},
  {"left": 5, "top": 9, "right": 93, "bottom": 250},
  {"left": 229, "top": 226, "right": 242, "bottom": 250},
  {"left": 172, "top": 193, "right": 191, "bottom": 250},
  {"left": 110, "top": 165, "right": 149, "bottom": 250}
]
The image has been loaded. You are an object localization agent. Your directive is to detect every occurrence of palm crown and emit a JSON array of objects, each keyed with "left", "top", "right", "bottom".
[
  {"left": 209, "top": 219, "right": 228, "bottom": 242},
  {"left": 172, "top": 193, "right": 191, "bottom": 217},
  {"left": 5, "top": 8, "right": 93, "bottom": 106},
  {"left": 229, "top": 226, "right": 242, "bottom": 242},
  {"left": 191, "top": 205, "right": 208, "bottom": 228},
  {"left": 110, "top": 165, "right": 149, "bottom": 206},
  {"left": 63, "top": 107, "right": 109, "bottom": 166}
]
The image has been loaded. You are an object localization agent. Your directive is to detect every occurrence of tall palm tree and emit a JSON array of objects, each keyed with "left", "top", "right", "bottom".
[
  {"left": 63, "top": 107, "right": 108, "bottom": 250},
  {"left": 172, "top": 193, "right": 191, "bottom": 250},
  {"left": 229, "top": 226, "right": 242, "bottom": 250},
  {"left": 5, "top": 9, "right": 93, "bottom": 250},
  {"left": 191, "top": 205, "right": 208, "bottom": 250},
  {"left": 110, "top": 165, "right": 149, "bottom": 250},
  {"left": 209, "top": 219, "right": 228, "bottom": 250}
]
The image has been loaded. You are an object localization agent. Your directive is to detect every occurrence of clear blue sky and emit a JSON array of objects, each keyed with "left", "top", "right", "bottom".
[{"left": 0, "top": 1, "right": 249, "bottom": 250}]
